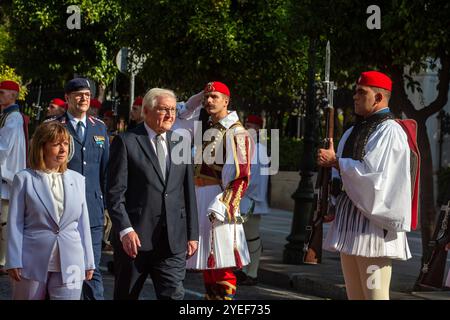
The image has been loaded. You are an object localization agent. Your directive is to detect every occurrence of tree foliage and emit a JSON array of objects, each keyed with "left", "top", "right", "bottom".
[
  {"left": 118, "top": 0, "right": 309, "bottom": 107},
  {"left": 6, "top": 0, "right": 123, "bottom": 92}
]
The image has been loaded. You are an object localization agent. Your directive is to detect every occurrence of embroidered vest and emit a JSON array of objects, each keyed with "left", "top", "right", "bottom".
[
  {"left": 342, "top": 112, "right": 394, "bottom": 160},
  {"left": 195, "top": 120, "right": 244, "bottom": 181}
]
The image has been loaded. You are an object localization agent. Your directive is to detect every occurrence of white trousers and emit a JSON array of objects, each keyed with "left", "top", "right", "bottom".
[{"left": 12, "top": 272, "right": 82, "bottom": 300}]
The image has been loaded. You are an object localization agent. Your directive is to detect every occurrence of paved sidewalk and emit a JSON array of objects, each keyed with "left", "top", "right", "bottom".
[{"left": 256, "top": 208, "right": 450, "bottom": 300}]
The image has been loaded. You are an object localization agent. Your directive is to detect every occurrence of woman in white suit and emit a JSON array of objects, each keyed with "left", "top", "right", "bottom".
[{"left": 6, "top": 121, "right": 95, "bottom": 300}]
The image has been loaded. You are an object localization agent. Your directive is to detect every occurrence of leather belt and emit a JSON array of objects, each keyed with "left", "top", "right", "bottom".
[{"left": 194, "top": 177, "right": 220, "bottom": 187}]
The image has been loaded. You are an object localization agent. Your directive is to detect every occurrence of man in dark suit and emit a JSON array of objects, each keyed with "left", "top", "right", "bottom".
[
  {"left": 54, "top": 78, "right": 109, "bottom": 300},
  {"left": 107, "top": 88, "right": 199, "bottom": 300}
]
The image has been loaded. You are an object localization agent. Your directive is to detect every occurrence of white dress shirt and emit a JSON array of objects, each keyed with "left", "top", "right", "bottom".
[
  {"left": 38, "top": 171, "right": 64, "bottom": 272},
  {"left": 119, "top": 123, "right": 169, "bottom": 241},
  {"left": 67, "top": 112, "right": 87, "bottom": 139},
  {"left": 144, "top": 122, "right": 169, "bottom": 166}
]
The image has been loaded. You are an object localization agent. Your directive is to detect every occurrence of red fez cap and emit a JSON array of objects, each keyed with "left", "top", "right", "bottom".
[
  {"left": 90, "top": 98, "right": 102, "bottom": 109},
  {"left": 104, "top": 110, "right": 114, "bottom": 118},
  {"left": 0, "top": 80, "right": 20, "bottom": 92},
  {"left": 50, "top": 98, "right": 66, "bottom": 108},
  {"left": 204, "top": 81, "right": 230, "bottom": 97},
  {"left": 246, "top": 115, "right": 263, "bottom": 127},
  {"left": 357, "top": 71, "right": 392, "bottom": 92},
  {"left": 133, "top": 97, "right": 143, "bottom": 106}
]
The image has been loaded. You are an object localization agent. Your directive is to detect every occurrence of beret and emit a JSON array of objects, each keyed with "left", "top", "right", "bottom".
[
  {"left": 64, "top": 78, "right": 91, "bottom": 93},
  {"left": 246, "top": 115, "right": 263, "bottom": 127},
  {"left": 204, "top": 81, "right": 230, "bottom": 97},
  {"left": 133, "top": 97, "right": 143, "bottom": 106},
  {"left": 90, "top": 98, "right": 102, "bottom": 109},
  {"left": 357, "top": 71, "right": 392, "bottom": 92},
  {"left": 0, "top": 80, "right": 20, "bottom": 92},
  {"left": 50, "top": 98, "right": 66, "bottom": 107}
]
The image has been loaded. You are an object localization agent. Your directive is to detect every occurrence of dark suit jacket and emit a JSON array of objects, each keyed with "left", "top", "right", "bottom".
[{"left": 106, "top": 123, "right": 199, "bottom": 254}]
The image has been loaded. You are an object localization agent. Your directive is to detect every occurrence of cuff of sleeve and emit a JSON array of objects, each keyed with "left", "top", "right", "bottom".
[
  {"left": 207, "top": 193, "right": 227, "bottom": 222},
  {"left": 119, "top": 227, "right": 134, "bottom": 241}
]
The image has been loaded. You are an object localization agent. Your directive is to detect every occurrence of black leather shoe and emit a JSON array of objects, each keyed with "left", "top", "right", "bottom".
[
  {"left": 235, "top": 270, "right": 258, "bottom": 286},
  {"left": 240, "top": 275, "right": 257, "bottom": 286},
  {"left": 234, "top": 270, "right": 247, "bottom": 283}
]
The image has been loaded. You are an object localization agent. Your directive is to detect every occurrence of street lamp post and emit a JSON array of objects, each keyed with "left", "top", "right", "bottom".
[{"left": 283, "top": 38, "right": 317, "bottom": 264}]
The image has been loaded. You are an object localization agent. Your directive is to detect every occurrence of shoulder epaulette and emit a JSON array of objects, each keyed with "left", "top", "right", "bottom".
[
  {"left": 43, "top": 116, "right": 58, "bottom": 123},
  {"left": 230, "top": 121, "right": 246, "bottom": 133},
  {"left": 89, "top": 115, "right": 105, "bottom": 126},
  {"left": 44, "top": 115, "right": 67, "bottom": 124}
]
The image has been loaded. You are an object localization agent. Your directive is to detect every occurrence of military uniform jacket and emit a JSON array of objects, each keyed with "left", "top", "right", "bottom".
[{"left": 56, "top": 113, "right": 109, "bottom": 227}]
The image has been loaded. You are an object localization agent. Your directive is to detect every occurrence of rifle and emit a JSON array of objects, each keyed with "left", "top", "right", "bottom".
[
  {"left": 414, "top": 200, "right": 450, "bottom": 291},
  {"left": 303, "top": 41, "right": 336, "bottom": 264}
]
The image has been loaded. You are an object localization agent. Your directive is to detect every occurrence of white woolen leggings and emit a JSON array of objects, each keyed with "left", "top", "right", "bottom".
[
  {"left": 0, "top": 200, "right": 9, "bottom": 267},
  {"left": 242, "top": 215, "right": 262, "bottom": 279},
  {"left": 340, "top": 252, "right": 392, "bottom": 300}
]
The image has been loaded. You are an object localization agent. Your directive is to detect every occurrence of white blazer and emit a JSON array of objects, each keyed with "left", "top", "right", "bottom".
[{"left": 5, "top": 169, "right": 95, "bottom": 284}]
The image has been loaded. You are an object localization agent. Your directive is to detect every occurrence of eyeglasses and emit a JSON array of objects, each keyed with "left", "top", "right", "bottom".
[{"left": 155, "top": 107, "right": 176, "bottom": 115}]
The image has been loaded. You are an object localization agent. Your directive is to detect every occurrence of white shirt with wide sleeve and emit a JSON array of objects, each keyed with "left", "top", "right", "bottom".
[
  {"left": 240, "top": 142, "right": 270, "bottom": 215},
  {"left": 323, "top": 119, "right": 412, "bottom": 260},
  {"left": 339, "top": 119, "right": 411, "bottom": 232},
  {"left": 0, "top": 111, "right": 27, "bottom": 200}
]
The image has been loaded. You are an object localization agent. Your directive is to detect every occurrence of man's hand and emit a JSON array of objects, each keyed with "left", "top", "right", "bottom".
[
  {"left": 121, "top": 231, "right": 141, "bottom": 258},
  {"left": 8, "top": 268, "right": 22, "bottom": 281},
  {"left": 445, "top": 243, "right": 450, "bottom": 251},
  {"left": 186, "top": 240, "right": 199, "bottom": 259},
  {"left": 317, "top": 139, "right": 339, "bottom": 169},
  {"left": 85, "top": 269, "right": 94, "bottom": 281},
  {"left": 185, "top": 91, "right": 204, "bottom": 110}
]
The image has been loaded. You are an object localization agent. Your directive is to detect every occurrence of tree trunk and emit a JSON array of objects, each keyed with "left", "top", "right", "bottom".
[
  {"left": 416, "top": 118, "right": 437, "bottom": 262},
  {"left": 390, "top": 61, "right": 450, "bottom": 263}
]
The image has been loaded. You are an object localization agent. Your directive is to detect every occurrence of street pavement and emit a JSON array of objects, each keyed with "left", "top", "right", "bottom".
[
  {"left": 1, "top": 207, "right": 450, "bottom": 300},
  {"left": 257, "top": 208, "right": 450, "bottom": 300}
]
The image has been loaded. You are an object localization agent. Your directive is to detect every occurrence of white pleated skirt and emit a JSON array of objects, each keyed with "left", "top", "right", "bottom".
[
  {"left": 186, "top": 185, "right": 250, "bottom": 270},
  {"left": 323, "top": 193, "right": 411, "bottom": 261}
]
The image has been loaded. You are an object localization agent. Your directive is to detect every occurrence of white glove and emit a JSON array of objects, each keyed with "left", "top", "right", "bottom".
[{"left": 207, "top": 192, "right": 227, "bottom": 222}]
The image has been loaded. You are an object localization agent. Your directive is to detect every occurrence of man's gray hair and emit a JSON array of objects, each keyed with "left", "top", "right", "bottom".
[{"left": 142, "top": 88, "right": 177, "bottom": 111}]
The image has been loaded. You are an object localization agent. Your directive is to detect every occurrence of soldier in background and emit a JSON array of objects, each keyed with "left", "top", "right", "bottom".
[
  {"left": 54, "top": 78, "right": 109, "bottom": 300},
  {"left": 127, "top": 97, "right": 144, "bottom": 130},
  {"left": 0, "top": 80, "right": 27, "bottom": 275},
  {"left": 235, "top": 115, "right": 269, "bottom": 286},
  {"left": 47, "top": 98, "right": 67, "bottom": 118},
  {"left": 89, "top": 98, "right": 102, "bottom": 117}
]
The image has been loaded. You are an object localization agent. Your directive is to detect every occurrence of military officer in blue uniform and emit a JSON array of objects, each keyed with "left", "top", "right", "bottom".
[{"left": 53, "top": 78, "right": 109, "bottom": 300}]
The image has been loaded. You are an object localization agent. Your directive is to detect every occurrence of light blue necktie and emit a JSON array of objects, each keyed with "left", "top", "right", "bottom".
[
  {"left": 156, "top": 134, "right": 166, "bottom": 181},
  {"left": 76, "top": 121, "right": 84, "bottom": 141}
]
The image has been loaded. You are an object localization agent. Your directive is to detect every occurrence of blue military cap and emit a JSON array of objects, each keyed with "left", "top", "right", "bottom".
[{"left": 65, "top": 78, "right": 91, "bottom": 93}]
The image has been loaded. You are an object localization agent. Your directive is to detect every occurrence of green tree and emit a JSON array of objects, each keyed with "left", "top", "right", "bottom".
[
  {"left": 0, "top": 0, "right": 12, "bottom": 66},
  {"left": 6, "top": 0, "right": 123, "bottom": 100},
  {"left": 118, "top": 0, "right": 308, "bottom": 110}
]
